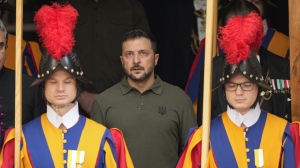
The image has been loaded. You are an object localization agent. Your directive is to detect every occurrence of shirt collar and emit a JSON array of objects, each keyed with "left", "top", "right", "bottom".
[
  {"left": 120, "top": 74, "right": 163, "bottom": 95},
  {"left": 227, "top": 103, "right": 261, "bottom": 127},
  {"left": 46, "top": 102, "right": 80, "bottom": 129}
]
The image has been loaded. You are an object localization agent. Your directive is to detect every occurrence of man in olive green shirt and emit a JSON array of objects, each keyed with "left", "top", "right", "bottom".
[{"left": 92, "top": 29, "right": 197, "bottom": 168}]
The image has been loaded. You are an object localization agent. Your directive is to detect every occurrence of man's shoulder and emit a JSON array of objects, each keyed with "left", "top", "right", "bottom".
[
  {"left": 161, "top": 81, "right": 190, "bottom": 98},
  {"left": 96, "top": 82, "right": 122, "bottom": 99},
  {"left": 102, "top": 82, "right": 121, "bottom": 93},
  {"left": 5, "top": 67, "right": 37, "bottom": 83}
]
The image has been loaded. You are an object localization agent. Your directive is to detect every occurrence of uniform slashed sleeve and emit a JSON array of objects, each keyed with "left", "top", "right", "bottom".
[
  {"left": 290, "top": 122, "right": 300, "bottom": 167},
  {"left": 176, "top": 127, "right": 202, "bottom": 168},
  {"left": 109, "top": 128, "right": 134, "bottom": 168},
  {"left": 282, "top": 123, "right": 296, "bottom": 167},
  {"left": 0, "top": 128, "right": 15, "bottom": 168}
]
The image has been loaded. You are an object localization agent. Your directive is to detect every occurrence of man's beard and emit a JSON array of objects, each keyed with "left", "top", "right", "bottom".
[{"left": 125, "top": 64, "right": 155, "bottom": 82}]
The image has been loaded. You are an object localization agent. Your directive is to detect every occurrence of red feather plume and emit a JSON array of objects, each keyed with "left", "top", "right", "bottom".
[
  {"left": 34, "top": 3, "right": 78, "bottom": 61},
  {"left": 218, "top": 12, "right": 263, "bottom": 65}
]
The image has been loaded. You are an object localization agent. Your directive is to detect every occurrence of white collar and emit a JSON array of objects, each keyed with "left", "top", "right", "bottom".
[
  {"left": 227, "top": 103, "right": 261, "bottom": 127},
  {"left": 46, "top": 102, "right": 80, "bottom": 129}
]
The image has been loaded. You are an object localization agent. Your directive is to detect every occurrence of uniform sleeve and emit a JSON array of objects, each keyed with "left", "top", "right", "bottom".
[
  {"left": 91, "top": 96, "right": 106, "bottom": 125},
  {"left": 179, "top": 97, "right": 198, "bottom": 150},
  {"left": 290, "top": 122, "right": 300, "bottom": 167},
  {"left": 109, "top": 128, "right": 134, "bottom": 168},
  {"left": 282, "top": 123, "right": 296, "bottom": 168},
  {"left": 176, "top": 127, "right": 202, "bottom": 168},
  {"left": 103, "top": 142, "right": 118, "bottom": 168},
  {"left": 0, "top": 128, "right": 16, "bottom": 168}
]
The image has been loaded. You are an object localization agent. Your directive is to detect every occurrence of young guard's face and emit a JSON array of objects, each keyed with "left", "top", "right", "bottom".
[
  {"left": 225, "top": 72, "right": 259, "bottom": 114},
  {"left": 44, "top": 67, "right": 77, "bottom": 107}
]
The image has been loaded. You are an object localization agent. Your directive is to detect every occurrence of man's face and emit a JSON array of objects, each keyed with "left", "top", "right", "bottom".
[
  {"left": 44, "top": 67, "right": 77, "bottom": 107},
  {"left": 0, "top": 31, "right": 6, "bottom": 70},
  {"left": 247, "top": 0, "right": 264, "bottom": 16},
  {"left": 120, "top": 37, "right": 159, "bottom": 83}
]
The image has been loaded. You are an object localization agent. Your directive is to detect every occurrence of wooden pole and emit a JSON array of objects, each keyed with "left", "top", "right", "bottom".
[
  {"left": 15, "top": 0, "right": 23, "bottom": 166},
  {"left": 201, "top": 0, "right": 217, "bottom": 165},
  {"left": 212, "top": 2, "right": 218, "bottom": 58},
  {"left": 288, "top": 0, "right": 300, "bottom": 122}
]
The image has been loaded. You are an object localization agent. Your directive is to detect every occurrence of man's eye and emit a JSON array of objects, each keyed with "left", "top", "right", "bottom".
[{"left": 125, "top": 53, "right": 133, "bottom": 58}]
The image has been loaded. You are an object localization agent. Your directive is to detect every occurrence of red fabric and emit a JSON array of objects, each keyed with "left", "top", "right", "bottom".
[
  {"left": 176, "top": 140, "right": 189, "bottom": 168},
  {"left": 218, "top": 12, "right": 263, "bottom": 65},
  {"left": 176, "top": 129, "right": 202, "bottom": 168},
  {"left": 34, "top": 3, "right": 78, "bottom": 60},
  {"left": 290, "top": 122, "right": 300, "bottom": 167},
  {"left": 1, "top": 128, "right": 15, "bottom": 168},
  {"left": 191, "top": 141, "right": 201, "bottom": 168},
  {"left": 110, "top": 129, "right": 127, "bottom": 168}
]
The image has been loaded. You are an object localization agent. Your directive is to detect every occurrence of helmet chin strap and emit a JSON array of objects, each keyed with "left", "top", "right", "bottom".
[{"left": 50, "top": 102, "right": 76, "bottom": 116}]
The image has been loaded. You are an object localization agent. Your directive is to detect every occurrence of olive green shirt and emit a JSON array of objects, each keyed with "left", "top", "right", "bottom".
[{"left": 92, "top": 75, "right": 197, "bottom": 168}]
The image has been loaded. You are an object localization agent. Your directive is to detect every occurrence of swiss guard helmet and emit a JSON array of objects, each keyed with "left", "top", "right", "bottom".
[
  {"left": 217, "top": 11, "right": 271, "bottom": 91},
  {"left": 30, "top": 3, "right": 91, "bottom": 87}
]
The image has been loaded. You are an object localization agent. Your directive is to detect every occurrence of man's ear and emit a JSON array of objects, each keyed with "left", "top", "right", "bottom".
[{"left": 154, "top": 54, "right": 159, "bottom": 66}]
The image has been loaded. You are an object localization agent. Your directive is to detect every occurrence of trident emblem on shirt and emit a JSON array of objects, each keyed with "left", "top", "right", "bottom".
[{"left": 158, "top": 106, "right": 166, "bottom": 115}]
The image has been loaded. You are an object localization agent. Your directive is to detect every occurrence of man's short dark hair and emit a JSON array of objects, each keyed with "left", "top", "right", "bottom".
[{"left": 122, "top": 29, "right": 157, "bottom": 54}]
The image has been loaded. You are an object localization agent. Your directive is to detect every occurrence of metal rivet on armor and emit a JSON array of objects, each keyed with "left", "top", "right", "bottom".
[
  {"left": 42, "top": 74, "right": 44, "bottom": 77},
  {"left": 222, "top": 77, "right": 225, "bottom": 81},
  {"left": 71, "top": 69, "right": 74, "bottom": 72},
  {"left": 80, "top": 71, "right": 83, "bottom": 76},
  {"left": 243, "top": 71, "right": 246, "bottom": 75},
  {"left": 226, "top": 75, "right": 229, "bottom": 78},
  {"left": 220, "top": 78, "right": 222, "bottom": 82},
  {"left": 77, "top": 71, "right": 79, "bottom": 75},
  {"left": 256, "top": 77, "right": 258, "bottom": 80},
  {"left": 37, "top": 74, "right": 40, "bottom": 78},
  {"left": 46, "top": 71, "right": 49, "bottom": 74},
  {"left": 53, "top": 67, "right": 55, "bottom": 70},
  {"left": 64, "top": 66, "right": 67, "bottom": 69},
  {"left": 250, "top": 74, "right": 253, "bottom": 78}
]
